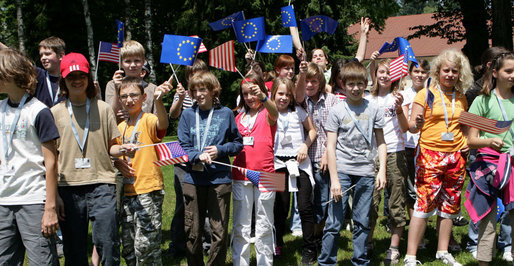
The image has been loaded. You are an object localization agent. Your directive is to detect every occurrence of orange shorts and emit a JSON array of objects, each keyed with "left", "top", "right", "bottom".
[{"left": 413, "top": 146, "right": 466, "bottom": 218}]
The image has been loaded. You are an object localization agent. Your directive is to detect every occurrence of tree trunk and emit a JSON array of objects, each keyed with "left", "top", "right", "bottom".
[
  {"left": 491, "top": 0, "right": 513, "bottom": 51},
  {"left": 457, "top": 0, "right": 489, "bottom": 66},
  {"left": 124, "top": 0, "right": 132, "bottom": 40},
  {"left": 15, "top": 0, "right": 25, "bottom": 53},
  {"left": 81, "top": 0, "right": 96, "bottom": 74},
  {"left": 144, "top": 0, "right": 156, "bottom": 83}
]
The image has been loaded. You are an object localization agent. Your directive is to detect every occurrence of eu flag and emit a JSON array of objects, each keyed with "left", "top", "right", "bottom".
[
  {"left": 379, "top": 37, "right": 418, "bottom": 67},
  {"left": 256, "top": 35, "right": 293, "bottom": 54},
  {"left": 208, "top": 11, "right": 244, "bottom": 31},
  {"left": 160, "top": 35, "right": 202, "bottom": 66},
  {"left": 300, "top": 15, "right": 338, "bottom": 41},
  {"left": 281, "top": 5, "right": 297, "bottom": 27},
  {"left": 116, "top": 20, "right": 124, "bottom": 48},
  {"left": 233, "top": 17, "right": 266, "bottom": 43}
]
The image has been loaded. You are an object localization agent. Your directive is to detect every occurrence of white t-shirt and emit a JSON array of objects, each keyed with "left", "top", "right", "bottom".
[
  {"left": 401, "top": 87, "right": 420, "bottom": 149},
  {"left": 366, "top": 93, "right": 405, "bottom": 153}
]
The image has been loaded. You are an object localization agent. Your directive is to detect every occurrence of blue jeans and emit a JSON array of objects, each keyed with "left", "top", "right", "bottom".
[
  {"left": 290, "top": 192, "right": 302, "bottom": 231},
  {"left": 318, "top": 174, "right": 374, "bottom": 266},
  {"left": 59, "top": 184, "right": 120, "bottom": 266},
  {"left": 467, "top": 210, "right": 512, "bottom": 253},
  {"left": 313, "top": 162, "right": 330, "bottom": 224}
]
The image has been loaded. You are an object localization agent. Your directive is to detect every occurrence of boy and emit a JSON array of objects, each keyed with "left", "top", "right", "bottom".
[
  {"left": 318, "top": 61, "right": 387, "bottom": 265},
  {"left": 105, "top": 40, "right": 157, "bottom": 122},
  {"left": 36, "top": 36, "right": 66, "bottom": 107},
  {"left": 178, "top": 71, "right": 243, "bottom": 265},
  {"left": 115, "top": 77, "right": 171, "bottom": 264},
  {"left": 0, "top": 49, "right": 60, "bottom": 264}
]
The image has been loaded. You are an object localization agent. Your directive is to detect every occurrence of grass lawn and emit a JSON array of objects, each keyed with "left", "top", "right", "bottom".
[{"left": 51, "top": 136, "right": 506, "bottom": 265}]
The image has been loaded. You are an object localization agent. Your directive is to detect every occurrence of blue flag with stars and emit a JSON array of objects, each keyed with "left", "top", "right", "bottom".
[
  {"left": 233, "top": 17, "right": 266, "bottom": 43},
  {"left": 300, "top": 15, "right": 338, "bottom": 41},
  {"left": 256, "top": 35, "right": 293, "bottom": 54},
  {"left": 116, "top": 20, "right": 124, "bottom": 48},
  {"left": 281, "top": 5, "right": 297, "bottom": 27},
  {"left": 208, "top": 11, "right": 244, "bottom": 31},
  {"left": 160, "top": 35, "right": 202, "bottom": 66},
  {"left": 379, "top": 37, "right": 418, "bottom": 67}
]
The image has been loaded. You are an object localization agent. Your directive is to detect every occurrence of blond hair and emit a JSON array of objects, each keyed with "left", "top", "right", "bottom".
[
  {"left": 0, "top": 49, "right": 37, "bottom": 93},
  {"left": 430, "top": 49, "right": 473, "bottom": 94},
  {"left": 120, "top": 40, "right": 145, "bottom": 61},
  {"left": 371, "top": 59, "right": 400, "bottom": 96}
]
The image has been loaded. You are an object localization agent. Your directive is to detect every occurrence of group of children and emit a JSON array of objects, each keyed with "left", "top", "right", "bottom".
[{"left": 0, "top": 29, "right": 513, "bottom": 266}]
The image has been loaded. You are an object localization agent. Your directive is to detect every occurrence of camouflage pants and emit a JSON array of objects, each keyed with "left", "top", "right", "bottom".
[{"left": 121, "top": 190, "right": 164, "bottom": 266}]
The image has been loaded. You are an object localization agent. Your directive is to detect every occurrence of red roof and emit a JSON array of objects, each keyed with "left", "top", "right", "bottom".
[{"left": 347, "top": 13, "right": 465, "bottom": 59}]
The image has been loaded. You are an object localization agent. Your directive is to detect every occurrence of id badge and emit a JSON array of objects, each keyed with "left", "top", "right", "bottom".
[
  {"left": 74, "top": 158, "right": 91, "bottom": 169},
  {"left": 123, "top": 177, "right": 135, "bottom": 184},
  {"left": 243, "top": 136, "right": 254, "bottom": 146},
  {"left": 280, "top": 135, "right": 292, "bottom": 146},
  {"left": 441, "top": 132, "right": 454, "bottom": 141},
  {"left": 192, "top": 163, "right": 205, "bottom": 172},
  {"left": 0, "top": 164, "right": 15, "bottom": 176}
]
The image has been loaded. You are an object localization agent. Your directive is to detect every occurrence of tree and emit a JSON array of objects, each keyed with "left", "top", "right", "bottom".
[
  {"left": 15, "top": 0, "right": 25, "bottom": 52},
  {"left": 124, "top": 0, "right": 132, "bottom": 40},
  {"left": 144, "top": 0, "right": 156, "bottom": 83},
  {"left": 80, "top": 0, "right": 96, "bottom": 75}
]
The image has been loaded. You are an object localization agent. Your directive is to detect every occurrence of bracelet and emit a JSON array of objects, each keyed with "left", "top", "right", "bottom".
[{"left": 260, "top": 96, "right": 268, "bottom": 103}]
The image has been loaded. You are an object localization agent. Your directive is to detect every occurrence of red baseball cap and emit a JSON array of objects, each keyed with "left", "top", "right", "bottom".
[{"left": 60, "top": 53, "right": 90, "bottom": 78}]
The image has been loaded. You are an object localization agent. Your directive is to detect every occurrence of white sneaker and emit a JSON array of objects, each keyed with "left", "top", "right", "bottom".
[
  {"left": 435, "top": 252, "right": 462, "bottom": 266},
  {"left": 503, "top": 251, "right": 513, "bottom": 262},
  {"left": 292, "top": 229, "right": 303, "bottom": 237},
  {"left": 384, "top": 248, "right": 400, "bottom": 264},
  {"left": 403, "top": 257, "right": 421, "bottom": 266},
  {"left": 471, "top": 250, "right": 477, "bottom": 259}
]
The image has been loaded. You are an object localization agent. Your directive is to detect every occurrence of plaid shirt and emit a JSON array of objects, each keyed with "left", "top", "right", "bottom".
[{"left": 302, "top": 92, "right": 339, "bottom": 163}]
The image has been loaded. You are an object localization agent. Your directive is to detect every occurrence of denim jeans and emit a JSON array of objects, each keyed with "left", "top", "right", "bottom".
[
  {"left": 313, "top": 162, "right": 330, "bottom": 224},
  {"left": 467, "top": 209, "right": 512, "bottom": 253},
  {"left": 289, "top": 193, "right": 302, "bottom": 231},
  {"left": 59, "top": 184, "right": 120, "bottom": 266},
  {"left": 318, "top": 174, "right": 374, "bottom": 266}
]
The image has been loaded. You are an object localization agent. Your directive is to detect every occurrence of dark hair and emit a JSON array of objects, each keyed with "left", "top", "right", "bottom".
[
  {"left": 310, "top": 48, "right": 330, "bottom": 66},
  {"left": 409, "top": 59, "right": 431, "bottom": 73},
  {"left": 120, "top": 76, "right": 144, "bottom": 95},
  {"left": 481, "top": 51, "right": 514, "bottom": 96},
  {"left": 59, "top": 72, "right": 96, "bottom": 99},
  {"left": 185, "top": 59, "right": 208, "bottom": 82},
  {"left": 328, "top": 58, "right": 352, "bottom": 90},
  {"left": 236, "top": 71, "right": 267, "bottom": 112},
  {"left": 271, "top": 77, "right": 296, "bottom": 111},
  {"left": 474, "top": 47, "right": 510, "bottom": 79},
  {"left": 0, "top": 49, "right": 37, "bottom": 93},
  {"left": 38, "top": 36, "right": 66, "bottom": 56}
]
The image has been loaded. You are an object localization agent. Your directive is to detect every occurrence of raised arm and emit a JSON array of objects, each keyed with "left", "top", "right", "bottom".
[
  {"left": 154, "top": 81, "right": 172, "bottom": 130},
  {"left": 355, "top": 17, "right": 370, "bottom": 62}
]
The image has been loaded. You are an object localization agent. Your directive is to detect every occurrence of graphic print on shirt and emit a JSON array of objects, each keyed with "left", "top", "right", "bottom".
[
  {"left": 190, "top": 113, "right": 222, "bottom": 149},
  {"left": 341, "top": 112, "right": 370, "bottom": 154},
  {"left": 1, "top": 119, "right": 28, "bottom": 140}
]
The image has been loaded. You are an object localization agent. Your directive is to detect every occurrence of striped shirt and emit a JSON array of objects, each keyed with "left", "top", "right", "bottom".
[{"left": 173, "top": 92, "right": 194, "bottom": 110}]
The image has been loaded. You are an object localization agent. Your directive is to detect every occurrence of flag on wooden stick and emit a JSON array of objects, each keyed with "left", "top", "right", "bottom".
[
  {"left": 153, "top": 141, "right": 189, "bottom": 167},
  {"left": 389, "top": 54, "right": 408, "bottom": 82},
  {"left": 209, "top": 40, "right": 237, "bottom": 72},
  {"left": 232, "top": 166, "right": 285, "bottom": 192},
  {"left": 98, "top": 42, "right": 120, "bottom": 63}
]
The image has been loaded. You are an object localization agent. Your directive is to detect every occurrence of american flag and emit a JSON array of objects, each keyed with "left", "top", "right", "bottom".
[
  {"left": 153, "top": 141, "right": 189, "bottom": 167},
  {"left": 458, "top": 111, "right": 513, "bottom": 134},
  {"left": 190, "top": 35, "right": 208, "bottom": 53},
  {"left": 389, "top": 54, "right": 408, "bottom": 82},
  {"left": 209, "top": 40, "right": 236, "bottom": 72},
  {"left": 98, "top": 42, "right": 120, "bottom": 63},
  {"left": 234, "top": 166, "right": 286, "bottom": 192}
]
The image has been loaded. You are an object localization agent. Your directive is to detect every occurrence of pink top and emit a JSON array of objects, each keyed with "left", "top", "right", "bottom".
[{"left": 232, "top": 108, "right": 277, "bottom": 181}]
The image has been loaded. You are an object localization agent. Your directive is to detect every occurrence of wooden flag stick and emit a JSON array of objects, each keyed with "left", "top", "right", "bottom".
[
  {"left": 322, "top": 184, "right": 357, "bottom": 206},
  {"left": 236, "top": 67, "right": 246, "bottom": 79}
]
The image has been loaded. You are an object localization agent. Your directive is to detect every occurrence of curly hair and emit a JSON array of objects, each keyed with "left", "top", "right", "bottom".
[
  {"left": 430, "top": 49, "right": 473, "bottom": 94},
  {"left": 0, "top": 49, "right": 37, "bottom": 93}
]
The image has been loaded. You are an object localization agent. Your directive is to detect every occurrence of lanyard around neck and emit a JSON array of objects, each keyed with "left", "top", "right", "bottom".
[
  {"left": 123, "top": 111, "right": 143, "bottom": 144},
  {"left": 196, "top": 107, "right": 214, "bottom": 151},
  {"left": 1, "top": 93, "right": 29, "bottom": 162},
  {"left": 343, "top": 101, "right": 373, "bottom": 146},
  {"left": 45, "top": 72, "right": 60, "bottom": 105},
  {"left": 437, "top": 86, "right": 455, "bottom": 131},
  {"left": 67, "top": 98, "right": 90, "bottom": 157}
]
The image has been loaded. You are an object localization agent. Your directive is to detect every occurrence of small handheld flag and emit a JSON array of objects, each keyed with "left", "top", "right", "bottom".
[
  {"left": 209, "top": 40, "right": 237, "bottom": 72},
  {"left": 389, "top": 54, "right": 408, "bottom": 82},
  {"left": 209, "top": 11, "right": 244, "bottom": 31},
  {"left": 233, "top": 17, "right": 266, "bottom": 43},
  {"left": 153, "top": 141, "right": 189, "bottom": 167},
  {"left": 300, "top": 15, "right": 338, "bottom": 41},
  {"left": 160, "top": 35, "right": 202, "bottom": 66},
  {"left": 379, "top": 37, "right": 418, "bottom": 67},
  {"left": 212, "top": 161, "right": 285, "bottom": 192},
  {"left": 256, "top": 35, "right": 293, "bottom": 54},
  {"left": 190, "top": 35, "right": 208, "bottom": 53},
  {"left": 116, "top": 20, "right": 125, "bottom": 48},
  {"left": 458, "top": 111, "right": 513, "bottom": 134},
  {"left": 98, "top": 42, "right": 120, "bottom": 63},
  {"left": 281, "top": 5, "right": 297, "bottom": 27}
]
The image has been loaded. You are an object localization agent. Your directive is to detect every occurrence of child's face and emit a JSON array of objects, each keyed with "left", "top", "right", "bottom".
[
  {"left": 376, "top": 65, "right": 391, "bottom": 89},
  {"left": 344, "top": 79, "right": 366, "bottom": 103},
  {"left": 409, "top": 66, "right": 429, "bottom": 89},
  {"left": 276, "top": 65, "right": 294, "bottom": 79},
  {"left": 119, "top": 85, "right": 146, "bottom": 115},
  {"left": 190, "top": 85, "right": 214, "bottom": 110},
  {"left": 64, "top": 71, "right": 89, "bottom": 97},
  {"left": 241, "top": 82, "right": 262, "bottom": 111},
  {"left": 312, "top": 49, "right": 328, "bottom": 68},
  {"left": 274, "top": 84, "right": 291, "bottom": 112},
  {"left": 305, "top": 76, "right": 321, "bottom": 97},
  {"left": 39, "top": 47, "right": 63, "bottom": 74},
  {"left": 493, "top": 59, "right": 514, "bottom": 90},
  {"left": 0, "top": 79, "right": 18, "bottom": 95},
  {"left": 122, "top": 56, "right": 144, "bottom": 78},
  {"left": 439, "top": 60, "right": 460, "bottom": 90}
]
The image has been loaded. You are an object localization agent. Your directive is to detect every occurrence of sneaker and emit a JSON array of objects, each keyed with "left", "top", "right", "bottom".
[
  {"left": 300, "top": 249, "right": 317, "bottom": 265},
  {"left": 403, "top": 257, "right": 421, "bottom": 266},
  {"left": 435, "top": 252, "right": 462, "bottom": 266},
  {"left": 292, "top": 229, "right": 303, "bottom": 237},
  {"left": 471, "top": 250, "right": 477, "bottom": 259},
  {"left": 452, "top": 216, "right": 469, "bottom": 227},
  {"left": 274, "top": 246, "right": 282, "bottom": 258},
  {"left": 503, "top": 251, "right": 513, "bottom": 262},
  {"left": 384, "top": 248, "right": 400, "bottom": 264}
]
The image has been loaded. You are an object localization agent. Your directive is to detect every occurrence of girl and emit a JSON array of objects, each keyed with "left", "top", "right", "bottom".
[
  {"left": 466, "top": 51, "right": 514, "bottom": 266},
  {"left": 232, "top": 72, "right": 278, "bottom": 266},
  {"left": 271, "top": 77, "right": 317, "bottom": 264},
  {"left": 366, "top": 56, "right": 410, "bottom": 264},
  {"left": 404, "top": 49, "right": 473, "bottom": 266}
]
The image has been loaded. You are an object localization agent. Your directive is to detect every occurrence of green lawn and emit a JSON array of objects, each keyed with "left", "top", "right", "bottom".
[{"left": 50, "top": 136, "right": 505, "bottom": 265}]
